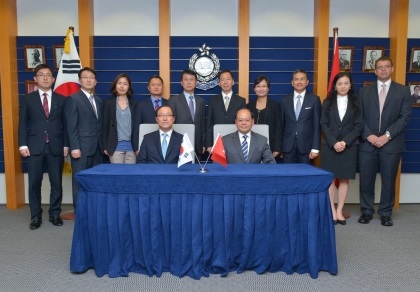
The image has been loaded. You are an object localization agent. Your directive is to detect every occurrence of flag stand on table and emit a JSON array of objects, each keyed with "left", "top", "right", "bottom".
[
  {"left": 327, "top": 27, "right": 350, "bottom": 219},
  {"left": 54, "top": 26, "right": 82, "bottom": 220}
]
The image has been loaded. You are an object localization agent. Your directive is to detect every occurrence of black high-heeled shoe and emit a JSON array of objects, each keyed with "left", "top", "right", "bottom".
[
  {"left": 334, "top": 220, "right": 337, "bottom": 225},
  {"left": 337, "top": 219, "right": 346, "bottom": 225}
]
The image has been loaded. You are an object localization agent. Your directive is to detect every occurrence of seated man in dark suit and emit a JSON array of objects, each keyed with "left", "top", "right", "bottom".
[
  {"left": 222, "top": 108, "right": 275, "bottom": 164},
  {"left": 137, "top": 105, "right": 183, "bottom": 163}
]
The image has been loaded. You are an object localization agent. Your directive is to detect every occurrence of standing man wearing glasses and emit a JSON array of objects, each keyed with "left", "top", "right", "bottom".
[
  {"left": 18, "top": 64, "right": 68, "bottom": 230},
  {"left": 137, "top": 105, "right": 183, "bottom": 164},
  {"left": 66, "top": 67, "right": 103, "bottom": 211},
  {"left": 358, "top": 56, "right": 412, "bottom": 227}
]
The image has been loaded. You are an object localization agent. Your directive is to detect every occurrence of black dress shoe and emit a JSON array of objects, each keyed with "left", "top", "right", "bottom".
[
  {"left": 381, "top": 216, "right": 393, "bottom": 227},
  {"left": 358, "top": 213, "right": 373, "bottom": 224},
  {"left": 337, "top": 219, "right": 347, "bottom": 225},
  {"left": 29, "top": 217, "right": 42, "bottom": 230},
  {"left": 49, "top": 216, "right": 63, "bottom": 226}
]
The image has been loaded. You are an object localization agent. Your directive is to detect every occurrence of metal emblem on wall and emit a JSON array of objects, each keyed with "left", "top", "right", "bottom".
[{"left": 189, "top": 43, "right": 220, "bottom": 90}]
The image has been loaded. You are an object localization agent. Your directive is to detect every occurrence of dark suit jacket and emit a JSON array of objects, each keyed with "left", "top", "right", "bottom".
[
  {"left": 222, "top": 131, "right": 275, "bottom": 164},
  {"left": 18, "top": 91, "right": 67, "bottom": 156},
  {"left": 102, "top": 97, "right": 137, "bottom": 155},
  {"left": 137, "top": 130, "right": 183, "bottom": 163},
  {"left": 359, "top": 82, "right": 412, "bottom": 153},
  {"left": 206, "top": 93, "right": 246, "bottom": 147},
  {"left": 132, "top": 97, "right": 168, "bottom": 151},
  {"left": 320, "top": 98, "right": 363, "bottom": 149},
  {"left": 247, "top": 97, "right": 281, "bottom": 152},
  {"left": 339, "top": 59, "right": 350, "bottom": 69},
  {"left": 412, "top": 61, "right": 420, "bottom": 70},
  {"left": 280, "top": 92, "right": 321, "bottom": 154},
  {"left": 168, "top": 93, "right": 205, "bottom": 152},
  {"left": 66, "top": 90, "right": 103, "bottom": 156}
]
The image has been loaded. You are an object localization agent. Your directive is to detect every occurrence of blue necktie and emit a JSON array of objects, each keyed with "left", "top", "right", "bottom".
[
  {"left": 188, "top": 96, "right": 195, "bottom": 121},
  {"left": 295, "top": 95, "right": 302, "bottom": 120},
  {"left": 242, "top": 135, "right": 248, "bottom": 162},
  {"left": 161, "top": 133, "right": 168, "bottom": 158}
]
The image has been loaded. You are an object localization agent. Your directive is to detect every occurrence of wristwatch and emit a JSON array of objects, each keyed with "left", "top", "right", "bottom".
[{"left": 385, "top": 131, "right": 391, "bottom": 140}]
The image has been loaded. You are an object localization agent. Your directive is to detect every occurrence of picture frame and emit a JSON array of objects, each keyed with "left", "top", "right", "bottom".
[
  {"left": 53, "top": 45, "right": 64, "bottom": 71},
  {"left": 23, "top": 45, "right": 45, "bottom": 71},
  {"left": 25, "top": 80, "right": 38, "bottom": 94},
  {"left": 408, "top": 82, "right": 420, "bottom": 107},
  {"left": 363, "top": 46, "right": 385, "bottom": 72},
  {"left": 409, "top": 48, "right": 420, "bottom": 72},
  {"left": 338, "top": 46, "right": 354, "bottom": 71},
  {"left": 363, "top": 81, "right": 375, "bottom": 87}
]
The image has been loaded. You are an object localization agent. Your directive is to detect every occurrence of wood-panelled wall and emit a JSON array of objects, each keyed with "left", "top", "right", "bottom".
[{"left": 0, "top": 0, "right": 410, "bottom": 209}]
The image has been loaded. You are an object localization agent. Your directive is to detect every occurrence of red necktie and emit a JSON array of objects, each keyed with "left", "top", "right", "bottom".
[
  {"left": 42, "top": 93, "right": 49, "bottom": 118},
  {"left": 42, "top": 93, "right": 49, "bottom": 142}
]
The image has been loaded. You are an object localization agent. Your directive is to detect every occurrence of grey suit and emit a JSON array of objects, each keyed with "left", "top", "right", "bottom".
[
  {"left": 358, "top": 82, "right": 412, "bottom": 216},
  {"left": 222, "top": 131, "right": 275, "bottom": 164},
  {"left": 66, "top": 90, "right": 103, "bottom": 209},
  {"left": 168, "top": 93, "right": 205, "bottom": 152}
]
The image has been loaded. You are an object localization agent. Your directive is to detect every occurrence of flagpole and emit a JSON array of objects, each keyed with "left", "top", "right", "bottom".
[{"left": 199, "top": 132, "right": 222, "bottom": 173}]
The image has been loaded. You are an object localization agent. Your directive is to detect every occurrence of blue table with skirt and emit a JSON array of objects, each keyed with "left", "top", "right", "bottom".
[{"left": 70, "top": 163, "right": 337, "bottom": 279}]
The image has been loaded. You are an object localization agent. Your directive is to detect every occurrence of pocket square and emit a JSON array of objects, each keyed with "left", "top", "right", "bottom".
[{"left": 305, "top": 107, "right": 312, "bottom": 109}]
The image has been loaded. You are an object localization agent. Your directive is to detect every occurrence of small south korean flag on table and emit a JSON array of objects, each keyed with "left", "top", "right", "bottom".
[{"left": 178, "top": 133, "right": 194, "bottom": 168}]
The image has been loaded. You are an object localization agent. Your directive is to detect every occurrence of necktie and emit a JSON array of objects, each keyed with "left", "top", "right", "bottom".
[
  {"left": 89, "top": 94, "right": 97, "bottom": 118},
  {"left": 161, "top": 133, "right": 168, "bottom": 158},
  {"left": 224, "top": 96, "right": 230, "bottom": 111},
  {"left": 242, "top": 135, "right": 248, "bottom": 162},
  {"left": 42, "top": 93, "right": 49, "bottom": 118},
  {"left": 42, "top": 93, "right": 49, "bottom": 143},
  {"left": 295, "top": 95, "right": 302, "bottom": 120},
  {"left": 154, "top": 99, "right": 160, "bottom": 111},
  {"left": 379, "top": 84, "right": 386, "bottom": 131},
  {"left": 188, "top": 96, "right": 195, "bottom": 121}
]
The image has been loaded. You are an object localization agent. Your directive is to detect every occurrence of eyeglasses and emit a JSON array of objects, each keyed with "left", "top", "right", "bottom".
[
  {"left": 36, "top": 74, "right": 53, "bottom": 78},
  {"left": 80, "top": 76, "right": 96, "bottom": 80},
  {"left": 237, "top": 119, "right": 252, "bottom": 123},
  {"left": 376, "top": 65, "right": 392, "bottom": 70},
  {"left": 157, "top": 114, "right": 174, "bottom": 118}
]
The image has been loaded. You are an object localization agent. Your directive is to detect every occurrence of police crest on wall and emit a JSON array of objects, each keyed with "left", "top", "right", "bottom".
[{"left": 189, "top": 43, "right": 220, "bottom": 90}]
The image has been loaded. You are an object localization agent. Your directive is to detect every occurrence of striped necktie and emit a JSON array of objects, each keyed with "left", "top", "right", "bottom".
[{"left": 242, "top": 135, "right": 248, "bottom": 162}]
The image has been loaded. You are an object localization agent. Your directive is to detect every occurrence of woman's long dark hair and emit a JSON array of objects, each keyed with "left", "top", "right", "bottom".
[{"left": 326, "top": 72, "right": 360, "bottom": 116}]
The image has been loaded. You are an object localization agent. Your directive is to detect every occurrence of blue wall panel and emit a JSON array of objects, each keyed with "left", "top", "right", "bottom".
[{"left": 4, "top": 35, "right": 419, "bottom": 173}]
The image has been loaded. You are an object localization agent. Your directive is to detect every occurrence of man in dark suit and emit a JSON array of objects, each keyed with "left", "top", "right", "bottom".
[
  {"left": 137, "top": 105, "right": 183, "bottom": 163},
  {"left": 132, "top": 75, "right": 168, "bottom": 152},
  {"left": 66, "top": 67, "right": 103, "bottom": 210},
  {"left": 412, "top": 52, "right": 420, "bottom": 70},
  {"left": 222, "top": 109, "right": 275, "bottom": 164},
  {"left": 18, "top": 64, "right": 67, "bottom": 229},
  {"left": 206, "top": 70, "right": 246, "bottom": 151},
  {"left": 279, "top": 69, "right": 321, "bottom": 164},
  {"left": 358, "top": 56, "right": 412, "bottom": 227},
  {"left": 168, "top": 69, "right": 205, "bottom": 156}
]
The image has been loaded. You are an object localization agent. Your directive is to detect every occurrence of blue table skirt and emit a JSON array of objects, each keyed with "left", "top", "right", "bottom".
[{"left": 70, "top": 164, "right": 337, "bottom": 279}]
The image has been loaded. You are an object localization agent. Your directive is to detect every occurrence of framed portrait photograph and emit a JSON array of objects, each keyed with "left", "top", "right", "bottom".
[
  {"left": 25, "top": 80, "right": 38, "bottom": 94},
  {"left": 23, "top": 45, "right": 45, "bottom": 71},
  {"left": 408, "top": 82, "right": 420, "bottom": 107},
  {"left": 363, "top": 46, "right": 385, "bottom": 72},
  {"left": 338, "top": 46, "right": 354, "bottom": 71},
  {"left": 53, "top": 45, "right": 64, "bottom": 70},
  {"left": 409, "top": 48, "right": 420, "bottom": 72}
]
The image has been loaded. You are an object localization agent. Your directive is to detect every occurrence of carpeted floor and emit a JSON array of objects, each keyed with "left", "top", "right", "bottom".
[{"left": 1, "top": 204, "right": 419, "bottom": 292}]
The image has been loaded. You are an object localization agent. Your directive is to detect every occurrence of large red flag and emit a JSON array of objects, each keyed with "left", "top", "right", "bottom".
[
  {"left": 54, "top": 27, "right": 82, "bottom": 96},
  {"left": 210, "top": 133, "right": 227, "bottom": 167},
  {"left": 327, "top": 27, "right": 340, "bottom": 93}
]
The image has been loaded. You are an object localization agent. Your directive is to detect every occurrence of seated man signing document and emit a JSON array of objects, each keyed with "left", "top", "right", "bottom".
[{"left": 222, "top": 108, "right": 275, "bottom": 164}]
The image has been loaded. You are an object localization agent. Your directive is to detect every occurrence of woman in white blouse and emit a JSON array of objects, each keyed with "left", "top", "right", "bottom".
[{"left": 320, "top": 72, "right": 364, "bottom": 225}]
